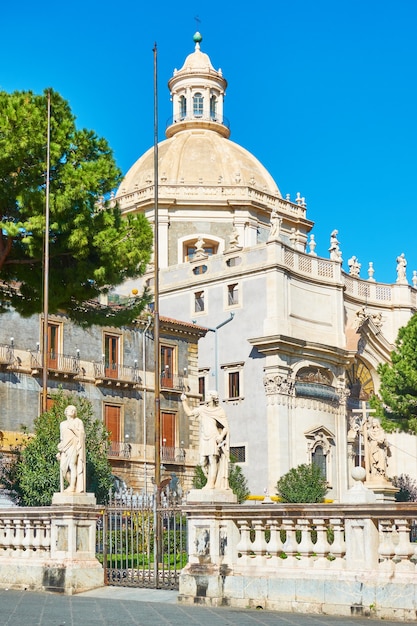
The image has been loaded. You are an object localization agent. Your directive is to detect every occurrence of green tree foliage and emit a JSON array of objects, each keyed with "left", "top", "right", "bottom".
[
  {"left": 192, "top": 461, "right": 251, "bottom": 503},
  {"left": 1, "top": 389, "right": 113, "bottom": 505},
  {"left": 276, "top": 463, "right": 328, "bottom": 503},
  {"left": 373, "top": 314, "right": 417, "bottom": 433},
  {"left": 392, "top": 474, "right": 417, "bottom": 502},
  {"left": 0, "top": 89, "right": 153, "bottom": 325}
]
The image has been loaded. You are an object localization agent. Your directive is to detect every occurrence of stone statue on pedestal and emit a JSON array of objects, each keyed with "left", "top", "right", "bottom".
[
  {"left": 181, "top": 391, "right": 230, "bottom": 491},
  {"left": 56, "top": 405, "right": 86, "bottom": 493},
  {"left": 268, "top": 210, "right": 281, "bottom": 240},
  {"left": 365, "top": 417, "right": 390, "bottom": 481},
  {"left": 396, "top": 252, "right": 407, "bottom": 284},
  {"left": 329, "top": 229, "right": 342, "bottom": 262}
]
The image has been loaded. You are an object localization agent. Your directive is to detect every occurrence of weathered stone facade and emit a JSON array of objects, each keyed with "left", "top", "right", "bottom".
[{"left": 0, "top": 310, "right": 205, "bottom": 492}]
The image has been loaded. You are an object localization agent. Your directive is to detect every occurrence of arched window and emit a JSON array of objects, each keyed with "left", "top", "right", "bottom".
[
  {"left": 312, "top": 445, "right": 326, "bottom": 480},
  {"left": 185, "top": 239, "right": 218, "bottom": 262},
  {"left": 180, "top": 95, "right": 187, "bottom": 120},
  {"left": 193, "top": 92, "right": 203, "bottom": 117},
  {"left": 346, "top": 360, "right": 374, "bottom": 402},
  {"left": 210, "top": 95, "right": 217, "bottom": 120}
]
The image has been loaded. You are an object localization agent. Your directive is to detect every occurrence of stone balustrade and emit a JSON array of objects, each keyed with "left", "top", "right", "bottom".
[
  {"left": 0, "top": 512, "right": 51, "bottom": 557},
  {"left": 179, "top": 501, "right": 417, "bottom": 620},
  {"left": 0, "top": 501, "right": 103, "bottom": 594}
]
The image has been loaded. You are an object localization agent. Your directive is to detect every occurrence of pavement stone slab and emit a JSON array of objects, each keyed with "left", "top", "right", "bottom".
[{"left": 0, "top": 588, "right": 411, "bottom": 626}]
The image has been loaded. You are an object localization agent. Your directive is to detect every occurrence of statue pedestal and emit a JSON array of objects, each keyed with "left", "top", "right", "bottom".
[
  {"left": 52, "top": 492, "right": 96, "bottom": 506},
  {"left": 187, "top": 488, "right": 237, "bottom": 504},
  {"left": 46, "top": 492, "right": 103, "bottom": 593},
  {"left": 365, "top": 480, "right": 399, "bottom": 502}
]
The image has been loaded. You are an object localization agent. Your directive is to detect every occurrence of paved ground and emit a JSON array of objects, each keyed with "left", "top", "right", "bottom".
[{"left": 0, "top": 587, "right": 410, "bottom": 626}]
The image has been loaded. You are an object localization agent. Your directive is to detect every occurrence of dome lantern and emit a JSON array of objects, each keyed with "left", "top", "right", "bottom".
[{"left": 166, "top": 33, "right": 230, "bottom": 139}]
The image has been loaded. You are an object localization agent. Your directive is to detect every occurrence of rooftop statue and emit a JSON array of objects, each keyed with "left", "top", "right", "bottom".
[
  {"left": 396, "top": 252, "right": 407, "bottom": 284},
  {"left": 329, "top": 229, "right": 342, "bottom": 262}
]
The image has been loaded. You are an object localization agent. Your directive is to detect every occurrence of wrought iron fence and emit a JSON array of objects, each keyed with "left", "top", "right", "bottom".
[{"left": 96, "top": 489, "right": 187, "bottom": 589}]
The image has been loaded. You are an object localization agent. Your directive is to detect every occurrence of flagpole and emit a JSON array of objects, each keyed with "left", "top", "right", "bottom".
[
  {"left": 153, "top": 44, "right": 161, "bottom": 494},
  {"left": 41, "top": 91, "right": 51, "bottom": 413}
]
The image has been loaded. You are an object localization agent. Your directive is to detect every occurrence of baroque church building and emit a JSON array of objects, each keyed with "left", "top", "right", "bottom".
[{"left": 117, "top": 32, "right": 417, "bottom": 500}]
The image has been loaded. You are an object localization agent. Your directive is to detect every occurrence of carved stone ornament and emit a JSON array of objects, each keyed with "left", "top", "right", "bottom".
[{"left": 263, "top": 374, "right": 294, "bottom": 396}]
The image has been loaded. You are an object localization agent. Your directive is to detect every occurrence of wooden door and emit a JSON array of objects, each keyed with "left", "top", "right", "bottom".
[
  {"left": 105, "top": 404, "right": 121, "bottom": 443},
  {"left": 161, "top": 346, "right": 174, "bottom": 388},
  {"left": 161, "top": 412, "right": 175, "bottom": 448},
  {"left": 47, "top": 323, "right": 59, "bottom": 369},
  {"left": 105, "top": 335, "right": 119, "bottom": 379}
]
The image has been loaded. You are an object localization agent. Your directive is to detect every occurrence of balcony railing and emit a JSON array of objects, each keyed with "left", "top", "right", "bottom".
[
  {"left": 0, "top": 344, "right": 14, "bottom": 366},
  {"left": 29, "top": 351, "right": 80, "bottom": 377},
  {"left": 93, "top": 362, "right": 142, "bottom": 387},
  {"left": 107, "top": 441, "right": 132, "bottom": 459},
  {"left": 161, "top": 446, "right": 186, "bottom": 465},
  {"left": 166, "top": 113, "right": 230, "bottom": 129},
  {"left": 160, "top": 374, "right": 188, "bottom": 392}
]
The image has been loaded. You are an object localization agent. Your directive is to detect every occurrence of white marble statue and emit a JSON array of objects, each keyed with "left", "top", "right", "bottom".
[
  {"left": 181, "top": 390, "right": 230, "bottom": 490},
  {"left": 329, "top": 229, "right": 342, "bottom": 262},
  {"left": 56, "top": 405, "right": 86, "bottom": 493},
  {"left": 348, "top": 255, "right": 361, "bottom": 277},
  {"left": 194, "top": 236, "right": 206, "bottom": 259},
  {"left": 366, "top": 418, "right": 389, "bottom": 480},
  {"left": 396, "top": 253, "right": 407, "bottom": 284},
  {"left": 268, "top": 210, "right": 281, "bottom": 240},
  {"left": 227, "top": 227, "right": 242, "bottom": 251}
]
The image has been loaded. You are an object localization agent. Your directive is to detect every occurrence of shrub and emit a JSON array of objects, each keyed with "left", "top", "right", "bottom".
[
  {"left": 276, "top": 463, "right": 328, "bottom": 503},
  {"left": 192, "top": 461, "right": 250, "bottom": 503},
  {"left": 392, "top": 474, "right": 417, "bottom": 502}
]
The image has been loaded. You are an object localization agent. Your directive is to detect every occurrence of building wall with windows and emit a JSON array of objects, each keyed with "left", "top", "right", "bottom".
[
  {"left": 113, "top": 33, "right": 417, "bottom": 500},
  {"left": 0, "top": 310, "right": 206, "bottom": 493}
]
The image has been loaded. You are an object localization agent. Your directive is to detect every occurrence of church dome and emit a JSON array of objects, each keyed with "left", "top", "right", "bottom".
[
  {"left": 118, "top": 128, "right": 281, "bottom": 196},
  {"left": 117, "top": 33, "right": 283, "bottom": 208}
]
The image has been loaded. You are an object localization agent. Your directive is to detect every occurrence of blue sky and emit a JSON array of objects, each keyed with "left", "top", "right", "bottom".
[{"left": 1, "top": 0, "right": 416, "bottom": 284}]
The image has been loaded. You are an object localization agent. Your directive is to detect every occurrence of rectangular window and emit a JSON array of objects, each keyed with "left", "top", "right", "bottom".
[
  {"left": 198, "top": 375, "right": 206, "bottom": 400},
  {"left": 229, "top": 371, "right": 240, "bottom": 398},
  {"left": 194, "top": 291, "right": 205, "bottom": 313},
  {"left": 47, "top": 322, "right": 60, "bottom": 369},
  {"left": 161, "top": 345, "right": 174, "bottom": 388},
  {"left": 193, "top": 93, "right": 203, "bottom": 116},
  {"left": 104, "top": 404, "right": 121, "bottom": 443},
  {"left": 104, "top": 334, "right": 119, "bottom": 379},
  {"left": 221, "top": 362, "right": 244, "bottom": 401},
  {"left": 230, "top": 445, "right": 246, "bottom": 463},
  {"left": 161, "top": 412, "right": 175, "bottom": 448},
  {"left": 227, "top": 283, "right": 239, "bottom": 306}
]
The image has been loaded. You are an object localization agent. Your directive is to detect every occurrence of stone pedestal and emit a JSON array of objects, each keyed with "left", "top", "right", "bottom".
[
  {"left": 365, "top": 481, "right": 399, "bottom": 503},
  {"left": 187, "top": 488, "right": 237, "bottom": 504},
  {"left": 48, "top": 492, "right": 103, "bottom": 594},
  {"left": 51, "top": 492, "right": 97, "bottom": 506}
]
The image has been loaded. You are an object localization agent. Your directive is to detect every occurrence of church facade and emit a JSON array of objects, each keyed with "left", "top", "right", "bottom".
[{"left": 116, "top": 33, "right": 417, "bottom": 499}]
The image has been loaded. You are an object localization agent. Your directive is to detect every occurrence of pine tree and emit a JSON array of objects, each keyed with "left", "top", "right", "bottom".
[
  {"left": 0, "top": 89, "right": 153, "bottom": 326},
  {"left": 373, "top": 314, "right": 417, "bottom": 433}
]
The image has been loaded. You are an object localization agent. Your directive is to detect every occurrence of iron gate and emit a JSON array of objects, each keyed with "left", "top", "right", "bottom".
[{"left": 96, "top": 490, "right": 187, "bottom": 589}]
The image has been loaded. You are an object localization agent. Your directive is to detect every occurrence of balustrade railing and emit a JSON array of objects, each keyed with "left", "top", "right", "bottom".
[
  {"left": 186, "top": 502, "right": 417, "bottom": 576},
  {"left": 0, "top": 512, "right": 52, "bottom": 557}
]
